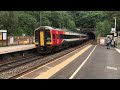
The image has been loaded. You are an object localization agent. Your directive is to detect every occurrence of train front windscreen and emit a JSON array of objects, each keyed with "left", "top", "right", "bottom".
[
  {"left": 45, "top": 30, "right": 51, "bottom": 43},
  {"left": 35, "top": 30, "right": 40, "bottom": 47}
]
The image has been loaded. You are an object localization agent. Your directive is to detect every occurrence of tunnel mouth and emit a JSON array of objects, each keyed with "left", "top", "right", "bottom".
[{"left": 87, "top": 32, "right": 95, "bottom": 40}]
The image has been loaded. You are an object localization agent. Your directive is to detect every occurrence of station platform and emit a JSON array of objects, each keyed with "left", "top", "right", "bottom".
[
  {"left": 17, "top": 44, "right": 120, "bottom": 79},
  {"left": 0, "top": 44, "right": 35, "bottom": 55}
]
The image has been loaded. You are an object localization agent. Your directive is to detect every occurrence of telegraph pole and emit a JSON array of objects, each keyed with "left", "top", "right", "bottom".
[{"left": 114, "top": 17, "right": 116, "bottom": 35}]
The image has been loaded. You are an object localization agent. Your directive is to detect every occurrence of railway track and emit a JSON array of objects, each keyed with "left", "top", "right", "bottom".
[
  {"left": 0, "top": 54, "right": 43, "bottom": 72},
  {"left": 0, "top": 53, "right": 37, "bottom": 64},
  {"left": 0, "top": 40, "right": 95, "bottom": 79}
]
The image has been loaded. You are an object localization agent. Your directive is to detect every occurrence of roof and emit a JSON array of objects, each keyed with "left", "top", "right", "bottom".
[{"left": 0, "top": 30, "right": 7, "bottom": 32}]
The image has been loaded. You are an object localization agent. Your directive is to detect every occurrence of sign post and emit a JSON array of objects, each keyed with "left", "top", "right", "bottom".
[
  {"left": 10, "top": 36, "right": 14, "bottom": 45},
  {"left": 111, "top": 28, "right": 115, "bottom": 33}
]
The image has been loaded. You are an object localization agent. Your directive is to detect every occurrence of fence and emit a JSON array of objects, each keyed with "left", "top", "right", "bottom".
[{"left": 0, "top": 36, "right": 35, "bottom": 47}]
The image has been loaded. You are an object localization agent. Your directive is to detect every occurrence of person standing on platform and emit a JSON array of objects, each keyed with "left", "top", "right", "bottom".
[{"left": 106, "top": 36, "right": 112, "bottom": 49}]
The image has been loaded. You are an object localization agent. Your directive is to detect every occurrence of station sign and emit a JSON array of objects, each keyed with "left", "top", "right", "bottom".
[
  {"left": 111, "top": 28, "right": 115, "bottom": 33},
  {"left": 22, "top": 33, "right": 26, "bottom": 37},
  {"left": 114, "top": 32, "right": 117, "bottom": 37},
  {"left": 77, "top": 29, "right": 80, "bottom": 31}
]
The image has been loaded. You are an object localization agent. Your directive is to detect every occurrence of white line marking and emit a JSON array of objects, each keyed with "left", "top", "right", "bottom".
[
  {"left": 17, "top": 44, "right": 90, "bottom": 79},
  {"left": 69, "top": 45, "right": 97, "bottom": 79},
  {"left": 115, "top": 48, "right": 120, "bottom": 54},
  {"left": 106, "top": 66, "right": 117, "bottom": 70}
]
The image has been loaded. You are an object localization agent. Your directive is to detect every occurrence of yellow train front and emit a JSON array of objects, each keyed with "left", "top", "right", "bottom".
[
  {"left": 34, "top": 26, "right": 89, "bottom": 53},
  {"left": 34, "top": 26, "right": 53, "bottom": 53}
]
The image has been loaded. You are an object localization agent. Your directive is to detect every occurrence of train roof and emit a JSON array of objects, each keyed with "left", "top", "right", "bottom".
[
  {"left": 65, "top": 32, "right": 80, "bottom": 35},
  {"left": 35, "top": 26, "right": 63, "bottom": 31},
  {"left": 35, "top": 26, "right": 87, "bottom": 36},
  {"left": 65, "top": 32, "right": 87, "bottom": 36},
  {"left": 37, "top": 26, "right": 53, "bottom": 30}
]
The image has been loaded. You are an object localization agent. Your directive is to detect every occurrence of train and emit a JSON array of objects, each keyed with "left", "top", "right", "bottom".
[{"left": 34, "top": 26, "right": 89, "bottom": 53}]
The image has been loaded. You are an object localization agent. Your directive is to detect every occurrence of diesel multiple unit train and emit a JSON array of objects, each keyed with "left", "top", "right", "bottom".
[{"left": 34, "top": 26, "right": 89, "bottom": 53}]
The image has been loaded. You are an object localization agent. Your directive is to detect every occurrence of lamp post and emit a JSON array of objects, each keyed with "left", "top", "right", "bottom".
[
  {"left": 114, "top": 17, "right": 116, "bottom": 36},
  {"left": 113, "top": 17, "right": 117, "bottom": 47}
]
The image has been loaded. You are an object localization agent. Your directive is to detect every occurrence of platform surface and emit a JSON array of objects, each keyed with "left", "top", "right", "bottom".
[
  {"left": 17, "top": 45, "right": 120, "bottom": 79},
  {"left": 50, "top": 45, "right": 120, "bottom": 79},
  {"left": 0, "top": 44, "right": 35, "bottom": 55}
]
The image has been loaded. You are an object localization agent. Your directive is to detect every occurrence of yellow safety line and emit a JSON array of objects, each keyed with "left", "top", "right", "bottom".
[{"left": 34, "top": 45, "right": 92, "bottom": 79}]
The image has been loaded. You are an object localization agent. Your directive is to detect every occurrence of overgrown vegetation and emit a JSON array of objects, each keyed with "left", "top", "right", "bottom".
[{"left": 0, "top": 11, "right": 119, "bottom": 36}]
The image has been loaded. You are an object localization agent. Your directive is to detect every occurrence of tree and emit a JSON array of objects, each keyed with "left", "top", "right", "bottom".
[
  {"left": 0, "top": 11, "right": 19, "bottom": 36},
  {"left": 16, "top": 11, "right": 37, "bottom": 36},
  {"left": 96, "top": 20, "right": 111, "bottom": 37},
  {"left": 72, "top": 11, "right": 107, "bottom": 28}
]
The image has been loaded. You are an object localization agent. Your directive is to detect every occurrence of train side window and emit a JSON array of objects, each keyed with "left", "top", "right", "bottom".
[
  {"left": 45, "top": 30, "right": 51, "bottom": 39},
  {"left": 56, "top": 34, "right": 59, "bottom": 39},
  {"left": 53, "top": 34, "right": 55, "bottom": 39},
  {"left": 60, "top": 34, "right": 62, "bottom": 39},
  {"left": 35, "top": 30, "right": 39, "bottom": 41},
  {"left": 64, "top": 35, "right": 67, "bottom": 39},
  {"left": 56, "top": 34, "right": 57, "bottom": 39},
  {"left": 60, "top": 34, "right": 64, "bottom": 39}
]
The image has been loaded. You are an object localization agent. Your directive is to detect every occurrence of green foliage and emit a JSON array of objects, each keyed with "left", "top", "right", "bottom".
[
  {"left": 71, "top": 11, "right": 107, "bottom": 28},
  {"left": 16, "top": 11, "right": 37, "bottom": 36},
  {"left": 49, "top": 11, "right": 76, "bottom": 29},
  {"left": 96, "top": 20, "right": 111, "bottom": 37},
  {"left": 0, "top": 11, "right": 19, "bottom": 35},
  {"left": 0, "top": 11, "right": 120, "bottom": 36}
]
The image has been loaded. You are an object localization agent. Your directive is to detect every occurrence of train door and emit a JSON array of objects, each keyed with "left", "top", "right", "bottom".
[
  {"left": 52, "top": 30, "right": 57, "bottom": 46},
  {"left": 56, "top": 31, "right": 60, "bottom": 45},
  {"left": 40, "top": 30, "right": 45, "bottom": 46}
]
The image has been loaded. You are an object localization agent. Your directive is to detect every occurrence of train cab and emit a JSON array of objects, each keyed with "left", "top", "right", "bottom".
[{"left": 34, "top": 26, "right": 53, "bottom": 52}]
